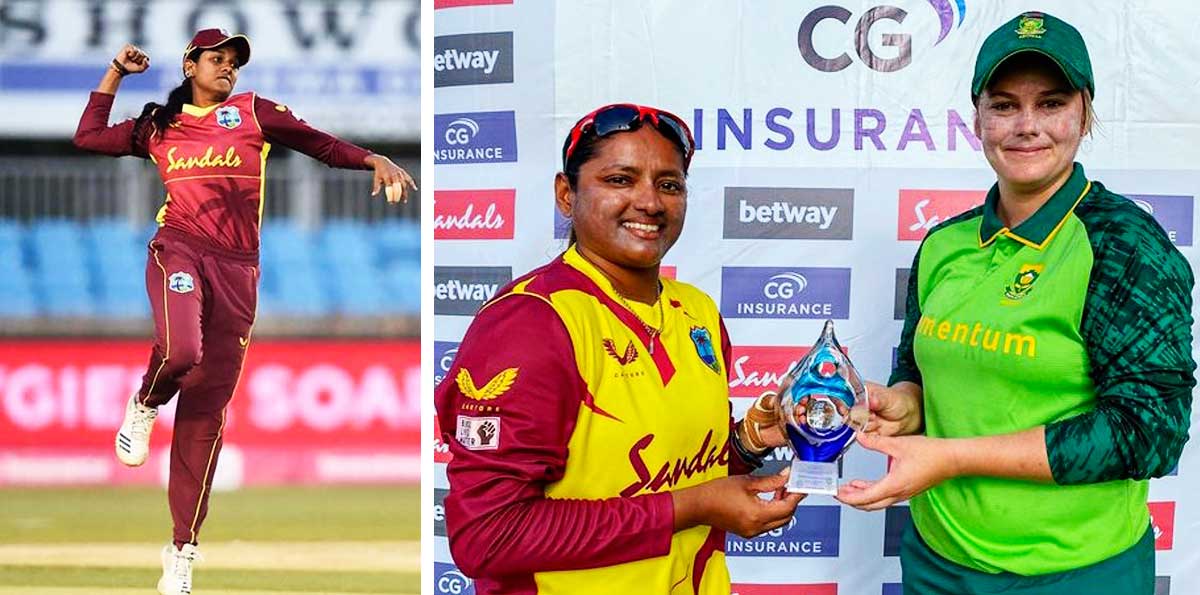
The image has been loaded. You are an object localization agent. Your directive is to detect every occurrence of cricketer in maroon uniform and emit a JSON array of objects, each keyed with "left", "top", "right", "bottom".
[{"left": 72, "top": 29, "right": 415, "bottom": 595}]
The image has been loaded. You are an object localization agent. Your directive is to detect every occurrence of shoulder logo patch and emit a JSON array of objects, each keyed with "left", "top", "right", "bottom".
[
  {"left": 168, "top": 271, "right": 195, "bottom": 294},
  {"left": 215, "top": 105, "right": 242, "bottom": 129},
  {"left": 1003, "top": 263, "right": 1044, "bottom": 301},
  {"left": 603, "top": 338, "right": 638, "bottom": 366},
  {"left": 456, "top": 367, "right": 518, "bottom": 401}
]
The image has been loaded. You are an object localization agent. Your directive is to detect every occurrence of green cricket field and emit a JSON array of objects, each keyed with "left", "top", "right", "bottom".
[{"left": 0, "top": 485, "right": 420, "bottom": 594}]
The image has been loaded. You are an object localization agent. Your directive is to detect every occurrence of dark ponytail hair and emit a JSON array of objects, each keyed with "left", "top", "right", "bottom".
[{"left": 133, "top": 78, "right": 193, "bottom": 141}]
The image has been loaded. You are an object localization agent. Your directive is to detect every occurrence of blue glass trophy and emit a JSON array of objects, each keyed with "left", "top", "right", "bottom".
[{"left": 778, "top": 320, "right": 869, "bottom": 495}]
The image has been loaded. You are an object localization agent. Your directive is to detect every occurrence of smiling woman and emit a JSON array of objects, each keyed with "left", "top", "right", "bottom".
[
  {"left": 434, "top": 104, "right": 804, "bottom": 595},
  {"left": 69, "top": 27, "right": 416, "bottom": 595},
  {"left": 842, "top": 11, "right": 1195, "bottom": 595}
]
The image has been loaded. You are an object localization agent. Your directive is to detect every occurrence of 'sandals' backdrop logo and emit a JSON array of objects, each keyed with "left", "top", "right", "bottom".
[{"left": 434, "top": 189, "right": 516, "bottom": 239}]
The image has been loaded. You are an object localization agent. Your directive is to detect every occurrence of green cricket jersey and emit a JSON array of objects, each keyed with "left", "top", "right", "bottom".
[{"left": 891, "top": 162, "right": 1195, "bottom": 575}]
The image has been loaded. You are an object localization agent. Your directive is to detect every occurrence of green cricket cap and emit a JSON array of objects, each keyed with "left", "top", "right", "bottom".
[{"left": 972, "top": 11, "right": 1094, "bottom": 100}]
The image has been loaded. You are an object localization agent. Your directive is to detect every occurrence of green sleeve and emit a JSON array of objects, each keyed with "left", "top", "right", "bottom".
[
  {"left": 1046, "top": 199, "right": 1196, "bottom": 484},
  {"left": 889, "top": 245, "right": 924, "bottom": 387}
]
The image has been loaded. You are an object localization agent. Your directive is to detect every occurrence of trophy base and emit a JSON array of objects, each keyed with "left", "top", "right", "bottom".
[{"left": 786, "top": 459, "right": 839, "bottom": 495}]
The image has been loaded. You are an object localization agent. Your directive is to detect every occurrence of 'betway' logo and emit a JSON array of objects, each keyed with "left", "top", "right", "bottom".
[
  {"left": 728, "top": 346, "right": 805, "bottom": 398},
  {"left": 1126, "top": 194, "right": 1194, "bottom": 246},
  {"left": 434, "top": 190, "right": 515, "bottom": 239},
  {"left": 897, "top": 189, "right": 986, "bottom": 241},
  {"left": 724, "top": 187, "right": 853, "bottom": 239},
  {"left": 433, "top": 32, "right": 514, "bottom": 87},
  {"left": 433, "top": 266, "right": 511, "bottom": 315},
  {"left": 433, "top": 487, "right": 448, "bottom": 537},
  {"left": 726, "top": 506, "right": 841, "bottom": 557},
  {"left": 721, "top": 267, "right": 851, "bottom": 319},
  {"left": 435, "top": 111, "right": 517, "bottom": 165},
  {"left": 620, "top": 430, "right": 729, "bottom": 497}
]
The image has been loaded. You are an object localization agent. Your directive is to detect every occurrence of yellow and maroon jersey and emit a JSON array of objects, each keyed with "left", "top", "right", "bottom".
[
  {"left": 435, "top": 246, "right": 743, "bottom": 595},
  {"left": 75, "top": 91, "right": 373, "bottom": 254}
]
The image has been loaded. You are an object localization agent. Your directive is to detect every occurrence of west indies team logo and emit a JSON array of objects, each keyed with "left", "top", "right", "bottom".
[
  {"left": 1003, "top": 263, "right": 1044, "bottom": 302},
  {"left": 1015, "top": 12, "right": 1046, "bottom": 38},
  {"left": 690, "top": 326, "right": 721, "bottom": 374},
  {"left": 215, "top": 106, "right": 242, "bottom": 129}
]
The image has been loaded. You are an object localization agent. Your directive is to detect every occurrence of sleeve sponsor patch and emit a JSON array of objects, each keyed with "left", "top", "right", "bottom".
[
  {"left": 456, "top": 415, "right": 500, "bottom": 450},
  {"left": 456, "top": 367, "right": 518, "bottom": 401}
]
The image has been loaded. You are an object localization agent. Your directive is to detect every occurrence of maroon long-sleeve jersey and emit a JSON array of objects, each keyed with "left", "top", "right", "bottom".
[{"left": 74, "top": 90, "right": 373, "bottom": 253}]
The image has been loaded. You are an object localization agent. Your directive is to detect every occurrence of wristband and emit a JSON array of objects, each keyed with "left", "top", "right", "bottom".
[
  {"left": 730, "top": 421, "right": 766, "bottom": 469},
  {"left": 111, "top": 59, "right": 130, "bottom": 76}
]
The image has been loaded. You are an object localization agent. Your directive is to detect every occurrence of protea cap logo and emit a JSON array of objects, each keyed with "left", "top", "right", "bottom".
[
  {"left": 797, "top": 0, "right": 967, "bottom": 72},
  {"left": 215, "top": 106, "right": 242, "bottom": 130},
  {"left": 1004, "top": 263, "right": 1044, "bottom": 301},
  {"left": 1015, "top": 13, "right": 1047, "bottom": 38}
]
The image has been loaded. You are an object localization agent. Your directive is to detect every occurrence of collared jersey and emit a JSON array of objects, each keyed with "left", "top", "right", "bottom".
[
  {"left": 891, "top": 163, "right": 1195, "bottom": 575},
  {"left": 436, "top": 245, "right": 739, "bottom": 595},
  {"left": 74, "top": 91, "right": 373, "bottom": 254}
]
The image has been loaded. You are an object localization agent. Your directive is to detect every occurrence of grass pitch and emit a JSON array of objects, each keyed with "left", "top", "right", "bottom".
[{"left": 0, "top": 486, "right": 420, "bottom": 594}]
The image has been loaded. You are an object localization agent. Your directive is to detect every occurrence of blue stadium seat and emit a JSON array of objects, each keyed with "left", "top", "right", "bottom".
[
  {"left": 375, "top": 220, "right": 421, "bottom": 261},
  {"left": 261, "top": 221, "right": 315, "bottom": 268}
]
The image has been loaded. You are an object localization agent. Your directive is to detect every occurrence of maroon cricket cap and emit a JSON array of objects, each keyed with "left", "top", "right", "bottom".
[{"left": 183, "top": 28, "right": 251, "bottom": 68}]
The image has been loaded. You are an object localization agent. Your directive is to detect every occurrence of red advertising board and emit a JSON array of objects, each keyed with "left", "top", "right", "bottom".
[
  {"left": 434, "top": 189, "right": 517, "bottom": 240},
  {"left": 0, "top": 340, "right": 419, "bottom": 486}
]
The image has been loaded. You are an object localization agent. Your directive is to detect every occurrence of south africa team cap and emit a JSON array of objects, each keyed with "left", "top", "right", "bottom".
[
  {"left": 183, "top": 28, "right": 251, "bottom": 69},
  {"left": 972, "top": 11, "right": 1093, "bottom": 100}
]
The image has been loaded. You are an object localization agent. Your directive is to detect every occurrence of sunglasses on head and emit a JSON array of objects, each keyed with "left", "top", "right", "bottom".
[{"left": 562, "top": 103, "right": 696, "bottom": 170}]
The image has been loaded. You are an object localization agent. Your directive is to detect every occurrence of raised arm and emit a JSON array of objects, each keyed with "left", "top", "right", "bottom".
[{"left": 73, "top": 44, "right": 151, "bottom": 157}]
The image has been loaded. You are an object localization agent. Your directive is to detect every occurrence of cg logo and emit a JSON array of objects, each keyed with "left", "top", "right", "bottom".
[
  {"left": 437, "top": 569, "right": 473, "bottom": 595},
  {"left": 798, "top": 0, "right": 967, "bottom": 72},
  {"left": 763, "top": 272, "right": 808, "bottom": 299},
  {"left": 444, "top": 118, "right": 480, "bottom": 145},
  {"left": 764, "top": 514, "right": 799, "bottom": 538},
  {"left": 440, "top": 347, "right": 459, "bottom": 373}
]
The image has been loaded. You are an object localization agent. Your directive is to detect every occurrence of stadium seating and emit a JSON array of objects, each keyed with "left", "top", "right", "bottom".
[{"left": 0, "top": 218, "right": 421, "bottom": 319}]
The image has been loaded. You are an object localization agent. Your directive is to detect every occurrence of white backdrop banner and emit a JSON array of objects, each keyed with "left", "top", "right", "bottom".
[
  {"left": 0, "top": 0, "right": 420, "bottom": 140},
  {"left": 433, "top": 1, "right": 1199, "bottom": 594}
]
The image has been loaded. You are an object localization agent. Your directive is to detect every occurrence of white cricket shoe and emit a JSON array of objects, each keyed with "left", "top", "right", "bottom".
[
  {"left": 158, "top": 543, "right": 202, "bottom": 595},
  {"left": 115, "top": 393, "right": 157, "bottom": 466}
]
